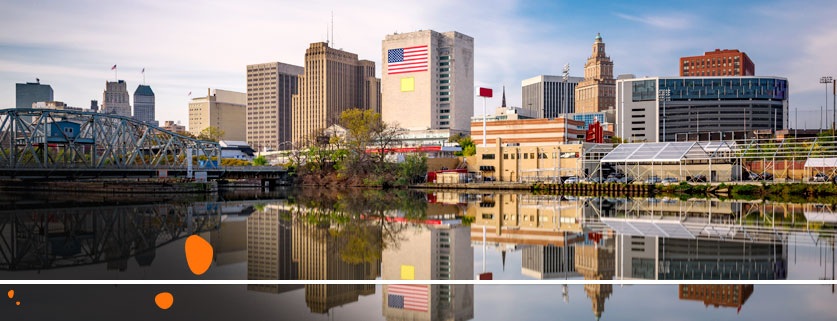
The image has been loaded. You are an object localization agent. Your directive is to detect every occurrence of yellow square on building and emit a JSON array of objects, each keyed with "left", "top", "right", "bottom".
[
  {"left": 400, "top": 265, "right": 415, "bottom": 280},
  {"left": 400, "top": 77, "right": 415, "bottom": 92}
]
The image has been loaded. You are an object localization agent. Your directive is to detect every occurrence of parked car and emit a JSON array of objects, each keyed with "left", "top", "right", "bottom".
[
  {"left": 604, "top": 177, "right": 619, "bottom": 184},
  {"left": 811, "top": 173, "right": 829, "bottom": 182},
  {"left": 589, "top": 176, "right": 604, "bottom": 184},
  {"left": 617, "top": 176, "right": 635, "bottom": 184},
  {"left": 687, "top": 175, "right": 707, "bottom": 183},
  {"left": 747, "top": 172, "right": 760, "bottom": 181},
  {"left": 563, "top": 176, "right": 582, "bottom": 184},
  {"left": 662, "top": 177, "right": 679, "bottom": 184},
  {"left": 644, "top": 176, "right": 662, "bottom": 184},
  {"left": 758, "top": 173, "right": 774, "bottom": 181}
]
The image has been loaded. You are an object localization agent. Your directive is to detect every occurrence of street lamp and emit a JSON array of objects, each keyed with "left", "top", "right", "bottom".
[
  {"left": 822, "top": 76, "right": 834, "bottom": 132},
  {"left": 658, "top": 88, "right": 671, "bottom": 142}
]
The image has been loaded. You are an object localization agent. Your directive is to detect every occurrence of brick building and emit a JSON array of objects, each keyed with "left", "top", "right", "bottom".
[{"left": 680, "top": 49, "right": 755, "bottom": 77}]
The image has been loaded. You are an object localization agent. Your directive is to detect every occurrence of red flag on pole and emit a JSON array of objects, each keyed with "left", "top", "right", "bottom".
[{"left": 111, "top": 64, "right": 117, "bottom": 70}]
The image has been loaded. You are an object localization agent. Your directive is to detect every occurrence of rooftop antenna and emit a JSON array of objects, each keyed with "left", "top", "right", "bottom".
[{"left": 331, "top": 10, "right": 334, "bottom": 48}]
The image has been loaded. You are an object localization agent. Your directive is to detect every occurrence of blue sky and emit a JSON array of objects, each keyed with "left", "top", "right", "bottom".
[{"left": 1, "top": 0, "right": 836, "bottom": 129}]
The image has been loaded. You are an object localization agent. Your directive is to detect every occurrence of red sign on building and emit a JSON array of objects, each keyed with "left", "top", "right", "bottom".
[{"left": 477, "top": 87, "right": 493, "bottom": 98}]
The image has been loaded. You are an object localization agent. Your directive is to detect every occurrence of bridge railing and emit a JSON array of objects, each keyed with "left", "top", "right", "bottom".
[{"left": 0, "top": 108, "right": 219, "bottom": 170}]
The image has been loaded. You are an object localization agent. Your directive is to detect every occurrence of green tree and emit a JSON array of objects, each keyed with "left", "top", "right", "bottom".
[
  {"left": 397, "top": 153, "right": 428, "bottom": 185},
  {"left": 450, "top": 134, "right": 476, "bottom": 156},
  {"left": 198, "top": 126, "right": 225, "bottom": 142},
  {"left": 252, "top": 155, "right": 268, "bottom": 166}
]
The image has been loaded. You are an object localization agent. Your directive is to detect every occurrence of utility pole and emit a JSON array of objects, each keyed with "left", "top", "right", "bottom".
[{"left": 822, "top": 76, "right": 833, "bottom": 132}]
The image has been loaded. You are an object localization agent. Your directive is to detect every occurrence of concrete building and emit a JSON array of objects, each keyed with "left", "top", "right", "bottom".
[
  {"left": 471, "top": 106, "right": 537, "bottom": 122},
  {"left": 133, "top": 85, "right": 156, "bottom": 125},
  {"left": 90, "top": 100, "right": 98, "bottom": 112},
  {"left": 575, "top": 33, "right": 615, "bottom": 113},
  {"left": 381, "top": 30, "right": 474, "bottom": 135},
  {"left": 472, "top": 140, "right": 613, "bottom": 182},
  {"left": 161, "top": 120, "right": 185, "bottom": 133},
  {"left": 615, "top": 76, "right": 789, "bottom": 142},
  {"left": 522, "top": 245, "right": 579, "bottom": 279},
  {"left": 102, "top": 80, "right": 131, "bottom": 117},
  {"left": 468, "top": 194, "right": 592, "bottom": 245},
  {"left": 522, "top": 75, "right": 584, "bottom": 118},
  {"left": 188, "top": 88, "right": 247, "bottom": 141},
  {"left": 679, "top": 285, "right": 753, "bottom": 309},
  {"left": 31, "top": 101, "right": 82, "bottom": 111},
  {"left": 16, "top": 81, "right": 53, "bottom": 109},
  {"left": 246, "top": 62, "right": 304, "bottom": 151},
  {"left": 292, "top": 42, "right": 381, "bottom": 144},
  {"left": 471, "top": 117, "right": 589, "bottom": 147},
  {"left": 680, "top": 49, "right": 755, "bottom": 77}
]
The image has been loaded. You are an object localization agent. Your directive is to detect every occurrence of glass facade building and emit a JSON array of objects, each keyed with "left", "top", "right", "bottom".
[{"left": 616, "top": 76, "right": 789, "bottom": 142}]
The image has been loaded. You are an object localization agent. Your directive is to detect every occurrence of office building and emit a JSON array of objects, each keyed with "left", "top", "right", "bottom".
[
  {"left": 522, "top": 245, "right": 579, "bottom": 279},
  {"left": 188, "top": 88, "right": 247, "bottom": 141},
  {"left": 570, "top": 110, "right": 615, "bottom": 132},
  {"left": 291, "top": 42, "right": 381, "bottom": 144},
  {"left": 472, "top": 140, "right": 613, "bottom": 182},
  {"left": 246, "top": 62, "right": 304, "bottom": 151},
  {"left": 31, "top": 101, "right": 82, "bottom": 111},
  {"left": 575, "top": 33, "right": 615, "bottom": 113},
  {"left": 522, "top": 75, "right": 584, "bottom": 118},
  {"left": 471, "top": 117, "right": 589, "bottom": 147},
  {"left": 615, "top": 76, "right": 789, "bottom": 142},
  {"left": 90, "top": 100, "right": 98, "bottom": 112},
  {"left": 680, "top": 49, "right": 754, "bottom": 77},
  {"left": 381, "top": 30, "right": 474, "bottom": 134},
  {"left": 16, "top": 81, "right": 53, "bottom": 109},
  {"left": 102, "top": 80, "right": 131, "bottom": 116},
  {"left": 161, "top": 120, "right": 185, "bottom": 133},
  {"left": 133, "top": 85, "right": 156, "bottom": 125}
]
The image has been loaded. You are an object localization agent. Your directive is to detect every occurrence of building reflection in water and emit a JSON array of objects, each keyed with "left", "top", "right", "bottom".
[
  {"left": 245, "top": 201, "right": 381, "bottom": 314},
  {"left": 678, "top": 285, "right": 754, "bottom": 313},
  {"left": 381, "top": 195, "right": 474, "bottom": 321}
]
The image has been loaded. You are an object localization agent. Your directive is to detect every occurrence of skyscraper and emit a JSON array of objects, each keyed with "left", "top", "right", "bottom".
[
  {"left": 381, "top": 30, "right": 474, "bottom": 134},
  {"left": 575, "top": 33, "right": 615, "bottom": 113},
  {"left": 522, "top": 75, "right": 584, "bottom": 118},
  {"left": 15, "top": 81, "right": 53, "bottom": 109},
  {"left": 291, "top": 42, "right": 381, "bottom": 144},
  {"left": 246, "top": 62, "right": 304, "bottom": 151},
  {"left": 133, "top": 85, "right": 156, "bottom": 125},
  {"left": 102, "top": 80, "right": 131, "bottom": 116}
]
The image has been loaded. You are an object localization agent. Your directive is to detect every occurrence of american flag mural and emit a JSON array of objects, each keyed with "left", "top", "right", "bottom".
[
  {"left": 387, "top": 284, "right": 429, "bottom": 312},
  {"left": 387, "top": 45, "right": 429, "bottom": 74}
]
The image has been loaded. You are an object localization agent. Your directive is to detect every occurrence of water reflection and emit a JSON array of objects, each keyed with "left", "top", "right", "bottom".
[{"left": 1, "top": 190, "right": 835, "bottom": 284}]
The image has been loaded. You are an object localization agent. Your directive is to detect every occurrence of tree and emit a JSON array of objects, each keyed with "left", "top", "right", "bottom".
[
  {"left": 252, "top": 155, "right": 268, "bottom": 166},
  {"left": 339, "top": 108, "right": 401, "bottom": 173},
  {"left": 397, "top": 153, "right": 428, "bottom": 185},
  {"left": 450, "top": 134, "right": 476, "bottom": 156},
  {"left": 198, "top": 126, "right": 225, "bottom": 142}
]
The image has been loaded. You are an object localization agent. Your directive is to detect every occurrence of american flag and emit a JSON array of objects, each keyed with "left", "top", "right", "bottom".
[
  {"left": 387, "top": 284, "right": 428, "bottom": 312},
  {"left": 387, "top": 45, "right": 428, "bottom": 75}
]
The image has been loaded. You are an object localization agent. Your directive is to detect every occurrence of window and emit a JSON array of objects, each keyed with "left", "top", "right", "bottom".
[
  {"left": 439, "top": 62, "right": 450, "bottom": 66},
  {"left": 440, "top": 92, "right": 449, "bottom": 95},
  {"left": 523, "top": 153, "right": 528, "bottom": 159},
  {"left": 440, "top": 79, "right": 450, "bottom": 84},
  {"left": 440, "top": 115, "right": 449, "bottom": 119},
  {"left": 482, "top": 214, "right": 493, "bottom": 219},
  {"left": 440, "top": 109, "right": 450, "bottom": 113},
  {"left": 440, "top": 97, "right": 449, "bottom": 101},
  {"left": 503, "top": 154, "right": 508, "bottom": 159},
  {"left": 440, "top": 55, "right": 450, "bottom": 60},
  {"left": 439, "top": 85, "right": 450, "bottom": 89},
  {"left": 440, "top": 74, "right": 450, "bottom": 78},
  {"left": 439, "top": 68, "right": 450, "bottom": 72},
  {"left": 530, "top": 153, "right": 535, "bottom": 159}
]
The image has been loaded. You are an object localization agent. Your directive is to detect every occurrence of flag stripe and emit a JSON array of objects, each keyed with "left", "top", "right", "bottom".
[
  {"left": 388, "top": 284, "right": 428, "bottom": 312},
  {"left": 387, "top": 45, "right": 429, "bottom": 75}
]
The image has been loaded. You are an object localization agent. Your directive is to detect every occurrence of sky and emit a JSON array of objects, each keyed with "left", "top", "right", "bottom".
[{"left": 1, "top": 0, "right": 837, "bottom": 129}]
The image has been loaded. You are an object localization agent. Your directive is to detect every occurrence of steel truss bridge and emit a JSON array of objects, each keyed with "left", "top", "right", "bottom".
[{"left": 0, "top": 109, "right": 286, "bottom": 179}]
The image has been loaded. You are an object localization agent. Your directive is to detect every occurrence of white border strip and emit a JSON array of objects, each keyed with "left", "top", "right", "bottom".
[{"left": 1, "top": 280, "right": 835, "bottom": 285}]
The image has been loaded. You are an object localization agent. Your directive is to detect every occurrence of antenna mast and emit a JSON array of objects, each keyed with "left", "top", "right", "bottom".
[{"left": 331, "top": 11, "right": 334, "bottom": 47}]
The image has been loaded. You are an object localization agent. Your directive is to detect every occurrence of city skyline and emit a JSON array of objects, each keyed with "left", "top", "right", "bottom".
[{"left": 1, "top": 0, "right": 836, "bottom": 128}]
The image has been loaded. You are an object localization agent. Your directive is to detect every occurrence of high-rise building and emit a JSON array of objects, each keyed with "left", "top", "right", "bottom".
[
  {"left": 16, "top": 81, "right": 53, "bottom": 109},
  {"left": 291, "top": 42, "right": 381, "bottom": 144},
  {"left": 102, "top": 80, "right": 131, "bottom": 116},
  {"left": 133, "top": 85, "right": 156, "bottom": 125},
  {"left": 575, "top": 33, "right": 615, "bottom": 113},
  {"left": 680, "top": 49, "right": 754, "bottom": 77},
  {"left": 246, "top": 204, "right": 303, "bottom": 295},
  {"left": 679, "top": 285, "right": 754, "bottom": 309},
  {"left": 522, "top": 75, "right": 584, "bottom": 118},
  {"left": 382, "top": 30, "right": 474, "bottom": 134},
  {"left": 188, "top": 88, "right": 247, "bottom": 141},
  {"left": 246, "top": 62, "right": 304, "bottom": 151},
  {"left": 90, "top": 100, "right": 98, "bottom": 112},
  {"left": 615, "top": 76, "right": 788, "bottom": 142}
]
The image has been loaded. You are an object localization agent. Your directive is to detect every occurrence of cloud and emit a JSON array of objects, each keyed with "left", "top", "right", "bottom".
[{"left": 614, "top": 12, "right": 696, "bottom": 30}]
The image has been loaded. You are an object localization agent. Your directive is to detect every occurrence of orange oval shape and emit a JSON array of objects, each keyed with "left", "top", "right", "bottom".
[
  {"left": 15, "top": 301, "right": 20, "bottom": 306},
  {"left": 184, "top": 235, "right": 213, "bottom": 275},
  {"left": 7, "top": 290, "right": 12, "bottom": 299},
  {"left": 155, "top": 292, "right": 173, "bottom": 309}
]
